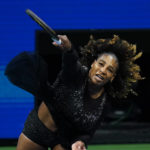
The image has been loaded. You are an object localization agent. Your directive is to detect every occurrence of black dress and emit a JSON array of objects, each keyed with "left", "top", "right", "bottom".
[{"left": 5, "top": 48, "right": 106, "bottom": 149}]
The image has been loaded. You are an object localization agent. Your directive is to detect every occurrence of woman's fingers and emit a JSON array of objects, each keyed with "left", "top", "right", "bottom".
[
  {"left": 52, "top": 35, "right": 72, "bottom": 51},
  {"left": 52, "top": 41, "right": 58, "bottom": 46}
]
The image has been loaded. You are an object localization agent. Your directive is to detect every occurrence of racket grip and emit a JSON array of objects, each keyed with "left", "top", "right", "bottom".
[{"left": 52, "top": 38, "right": 62, "bottom": 45}]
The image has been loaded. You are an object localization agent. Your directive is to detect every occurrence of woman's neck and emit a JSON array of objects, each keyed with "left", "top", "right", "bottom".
[{"left": 87, "top": 81, "right": 104, "bottom": 99}]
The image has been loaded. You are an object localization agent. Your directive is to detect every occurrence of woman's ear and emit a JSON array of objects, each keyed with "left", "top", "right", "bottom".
[{"left": 110, "top": 74, "right": 116, "bottom": 82}]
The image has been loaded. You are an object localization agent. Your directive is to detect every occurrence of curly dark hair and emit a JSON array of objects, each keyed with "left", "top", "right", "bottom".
[{"left": 80, "top": 35, "right": 144, "bottom": 99}]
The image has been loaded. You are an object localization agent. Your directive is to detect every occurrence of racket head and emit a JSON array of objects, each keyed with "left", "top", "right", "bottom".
[{"left": 26, "top": 9, "right": 59, "bottom": 40}]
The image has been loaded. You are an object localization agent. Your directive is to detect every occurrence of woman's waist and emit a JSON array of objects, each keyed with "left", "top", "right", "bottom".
[
  {"left": 38, "top": 101, "right": 73, "bottom": 132},
  {"left": 38, "top": 102, "right": 58, "bottom": 132}
]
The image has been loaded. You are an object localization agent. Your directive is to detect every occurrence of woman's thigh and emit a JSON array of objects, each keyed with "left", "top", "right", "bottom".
[{"left": 17, "top": 133, "right": 48, "bottom": 150}]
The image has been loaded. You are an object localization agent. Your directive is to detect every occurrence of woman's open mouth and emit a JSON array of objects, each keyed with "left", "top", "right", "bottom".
[{"left": 95, "top": 74, "right": 104, "bottom": 81}]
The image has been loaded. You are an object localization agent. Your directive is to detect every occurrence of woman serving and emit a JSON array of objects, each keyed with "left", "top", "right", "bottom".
[{"left": 5, "top": 34, "right": 143, "bottom": 150}]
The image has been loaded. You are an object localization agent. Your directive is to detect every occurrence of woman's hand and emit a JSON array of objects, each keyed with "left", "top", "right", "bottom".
[
  {"left": 71, "top": 141, "right": 86, "bottom": 150},
  {"left": 52, "top": 35, "right": 72, "bottom": 51},
  {"left": 53, "top": 144, "right": 66, "bottom": 150}
]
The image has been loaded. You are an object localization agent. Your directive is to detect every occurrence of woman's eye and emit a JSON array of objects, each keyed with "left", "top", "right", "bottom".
[{"left": 99, "top": 63, "right": 104, "bottom": 66}]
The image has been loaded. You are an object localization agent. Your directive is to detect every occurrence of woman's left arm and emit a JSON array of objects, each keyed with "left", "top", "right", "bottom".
[
  {"left": 70, "top": 129, "right": 96, "bottom": 150},
  {"left": 71, "top": 141, "right": 86, "bottom": 150}
]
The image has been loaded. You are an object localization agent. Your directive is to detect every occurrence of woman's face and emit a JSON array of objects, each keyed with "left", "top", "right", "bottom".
[{"left": 88, "top": 53, "right": 119, "bottom": 86}]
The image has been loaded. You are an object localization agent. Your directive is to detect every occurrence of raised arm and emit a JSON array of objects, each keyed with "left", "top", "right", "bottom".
[{"left": 52, "top": 35, "right": 87, "bottom": 86}]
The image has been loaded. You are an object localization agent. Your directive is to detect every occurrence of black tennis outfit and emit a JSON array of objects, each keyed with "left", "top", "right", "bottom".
[{"left": 5, "top": 48, "right": 106, "bottom": 150}]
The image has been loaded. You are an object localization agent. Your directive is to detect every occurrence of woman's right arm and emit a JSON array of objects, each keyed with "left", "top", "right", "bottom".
[{"left": 53, "top": 35, "right": 86, "bottom": 85}]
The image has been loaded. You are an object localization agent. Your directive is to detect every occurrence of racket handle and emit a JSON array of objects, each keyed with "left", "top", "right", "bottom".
[{"left": 52, "top": 38, "right": 62, "bottom": 45}]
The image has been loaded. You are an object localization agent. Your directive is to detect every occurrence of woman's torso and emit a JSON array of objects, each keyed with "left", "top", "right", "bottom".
[{"left": 37, "top": 74, "right": 106, "bottom": 136}]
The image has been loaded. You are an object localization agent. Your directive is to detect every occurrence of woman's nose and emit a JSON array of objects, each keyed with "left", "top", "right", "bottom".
[{"left": 99, "top": 67, "right": 107, "bottom": 75}]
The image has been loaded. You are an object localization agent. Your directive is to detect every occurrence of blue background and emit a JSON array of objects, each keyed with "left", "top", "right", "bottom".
[{"left": 0, "top": 0, "right": 150, "bottom": 138}]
